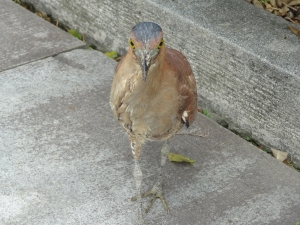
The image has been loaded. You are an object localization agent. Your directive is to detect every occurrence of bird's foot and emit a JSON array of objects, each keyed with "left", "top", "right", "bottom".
[
  {"left": 137, "top": 209, "right": 146, "bottom": 225},
  {"left": 131, "top": 181, "right": 169, "bottom": 213}
]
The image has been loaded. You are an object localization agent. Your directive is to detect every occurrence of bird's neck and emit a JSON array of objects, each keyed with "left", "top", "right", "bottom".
[{"left": 143, "top": 47, "right": 166, "bottom": 88}]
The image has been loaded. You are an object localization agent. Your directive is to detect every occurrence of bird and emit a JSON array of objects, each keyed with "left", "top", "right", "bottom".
[{"left": 110, "top": 22, "right": 197, "bottom": 224}]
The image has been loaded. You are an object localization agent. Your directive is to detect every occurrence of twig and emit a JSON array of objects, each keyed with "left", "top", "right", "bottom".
[{"left": 282, "top": 2, "right": 297, "bottom": 11}]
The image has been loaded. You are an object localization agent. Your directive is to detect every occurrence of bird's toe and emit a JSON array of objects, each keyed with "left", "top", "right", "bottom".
[{"left": 131, "top": 181, "right": 169, "bottom": 214}]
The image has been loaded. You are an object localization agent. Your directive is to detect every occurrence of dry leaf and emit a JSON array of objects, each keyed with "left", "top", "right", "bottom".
[
  {"left": 279, "top": 5, "right": 289, "bottom": 15},
  {"left": 270, "top": 0, "right": 278, "bottom": 7},
  {"left": 265, "top": 3, "right": 275, "bottom": 12},
  {"left": 287, "top": 10, "right": 295, "bottom": 18},
  {"left": 253, "top": 0, "right": 264, "bottom": 8},
  {"left": 277, "top": 0, "right": 283, "bottom": 7},
  {"left": 288, "top": 0, "right": 300, "bottom": 6},
  {"left": 287, "top": 24, "right": 300, "bottom": 36},
  {"left": 296, "top": 7, "right": 300, "bottom": 16},
  {"left": 271, "top": 148, "right": 288, "bottom": 162},
  {"left": 285, "top": 16, "right": 300, "bottom": 25}
]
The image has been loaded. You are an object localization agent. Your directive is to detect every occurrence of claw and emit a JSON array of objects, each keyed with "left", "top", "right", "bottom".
[
  {"left": 131, "top": 181, "right": 169, "bottom": 213},
  {"left": 144, "top": 191, "right": 169, "bottom": 213}
]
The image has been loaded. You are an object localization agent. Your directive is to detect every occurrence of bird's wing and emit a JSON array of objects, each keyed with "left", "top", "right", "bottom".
[
  {"left": 166, "top": 48, "right": 198, "bottom": 128},
  {"left": 110, "top": 53, "right": 137, "bottom": 132},
  {"left": 110, "top": 54, "right": 128, "bottom": 119}
]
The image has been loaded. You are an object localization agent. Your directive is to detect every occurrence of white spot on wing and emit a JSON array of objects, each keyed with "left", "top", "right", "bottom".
[
  {"left": 131, "top": 142, "right": 136, "bottom": 156},
  {"left": 182, "top": 111, "right": 188, "bottom": 122}
]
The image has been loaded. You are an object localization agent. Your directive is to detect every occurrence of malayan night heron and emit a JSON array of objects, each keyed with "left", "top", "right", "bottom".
[{"left": 110, "top": 22, "right": 197, "bottom": 224}]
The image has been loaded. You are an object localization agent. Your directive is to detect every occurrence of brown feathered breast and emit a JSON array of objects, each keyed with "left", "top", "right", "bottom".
[{"left": 110, "top": 45, "right": 197, "bottom": 144}]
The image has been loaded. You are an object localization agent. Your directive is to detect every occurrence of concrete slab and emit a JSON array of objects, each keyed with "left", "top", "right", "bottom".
[
  {"left": 1, "top": 49, "right": 300, "bottom": 225},
  {"left": 0, "top": 0, "right": 85, "bottom": 72},
  {"left": 21, "top": 0, "right": 300, "bottom": 167}
]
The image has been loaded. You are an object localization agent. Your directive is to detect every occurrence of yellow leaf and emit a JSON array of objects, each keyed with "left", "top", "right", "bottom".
[
  {"left": 168, "top": 153, "right": 196, "bottom": 164},
  {"left": 105, "top": 51, "right": 118, "bottom": 59},
  {"left": 68, "top": 29, "right": 82, "bottom": 40}
]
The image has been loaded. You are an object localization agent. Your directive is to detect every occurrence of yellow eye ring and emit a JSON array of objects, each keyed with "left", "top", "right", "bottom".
[
  {"left": 158, "top": 39, "right": 164, "bottom": 49},
  {"left": 129, "top": 38, "right": 135, "bottom": 49}
]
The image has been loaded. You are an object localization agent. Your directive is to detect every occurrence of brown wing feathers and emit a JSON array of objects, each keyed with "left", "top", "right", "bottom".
[{"left": 166, "top": 48, "right": 197, "bottom": 128}]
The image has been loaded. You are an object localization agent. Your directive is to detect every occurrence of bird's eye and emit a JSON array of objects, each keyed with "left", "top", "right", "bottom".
[
  {"left": 129, "top": 38, "right": 135, "bottom": 49},
  {"left": 158, "top": 39, "right": 164, "bottom": 49}
]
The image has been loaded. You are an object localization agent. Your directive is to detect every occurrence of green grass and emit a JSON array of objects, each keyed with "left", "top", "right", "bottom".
[
  {"left": 202, "top": 109, "right": 211, "bottom": 118},
  {"left": 288, "top": 162, "right": 300, "bottom": 172}
]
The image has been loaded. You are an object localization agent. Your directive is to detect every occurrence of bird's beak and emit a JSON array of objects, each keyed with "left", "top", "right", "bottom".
[
  {"left": 141, "top": 57, "right": 148, "bottom": 81},
  {"left": 139, "top": 50, "right": 152, "bottom": 81}
]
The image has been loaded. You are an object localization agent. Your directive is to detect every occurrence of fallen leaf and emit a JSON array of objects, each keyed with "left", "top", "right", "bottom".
[
  {"left": 288, "top": 0, "right": 300, "bottom": 6},
  {"left": 35, "top": 11, "right": 46, "bottom": 18},
  {"left": 287, "top": 24, "right": 300, "bottom": 36},
  {"left": 114, "top": 56, "right": 122, "bottom": 62},
  {"left": 168, "top": 153, "right": 196, "bottom": 164},
  {"left": 287, "top": 10, "right": 295, "bottom": 18},
  {"left": 296, "top": 7, "right": 300, "bottom": 16},
  {"left": 68, "top": 29, "right": 82, "bottom": 40},
  {"left": 274, "top": 10, "right": 280, "bottom": 15},
  {"left": 105, "top": 51, "right": 118, "bottom": 59},
  {"left": 271, "top": 148, "right": 288, "bottom": 162},
  {"left": 280, "top": 5, "right": 289, "bottom": 13},
  {"left": 277, "top": 0, "right": 283, "bottom": 7},
  {"left": 265, "top": 3, "right": 275, "bottom": 12},
  {"left": 270, "top": 0, "right": 278, "bottom": 7},
  {"left": 253, "top": 0, "right": 264, "bottom": 8}
]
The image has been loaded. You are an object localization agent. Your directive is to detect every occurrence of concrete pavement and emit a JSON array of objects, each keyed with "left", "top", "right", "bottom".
[
  {"left": 0, "top": 0, "right": 85, "bottom": 72},
  {"left": 1, "top": 1, "right": 300, "bottom": 225},
  {"left": 21, "top": 0, "right": 300, "bottom": 167}
]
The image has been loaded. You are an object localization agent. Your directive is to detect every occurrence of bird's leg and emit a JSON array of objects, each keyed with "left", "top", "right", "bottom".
[
  {"left": 133, "top": 159, "right": 144, "bottom": 224},
  {"left": 141, "top": 140, "right": 170, "bottom": 213},
  {"left": 131, "top": 141, "right": 145, "bottom": 225}
]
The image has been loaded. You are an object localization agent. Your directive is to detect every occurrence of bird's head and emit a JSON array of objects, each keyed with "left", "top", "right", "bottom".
[{"left": 129, "top": 22, "right": 164, "bottom": 81}]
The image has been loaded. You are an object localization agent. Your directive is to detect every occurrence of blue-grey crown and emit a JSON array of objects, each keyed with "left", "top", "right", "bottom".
[{"left": 131, "top": 22, "right": 162, "bottom": 42}]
